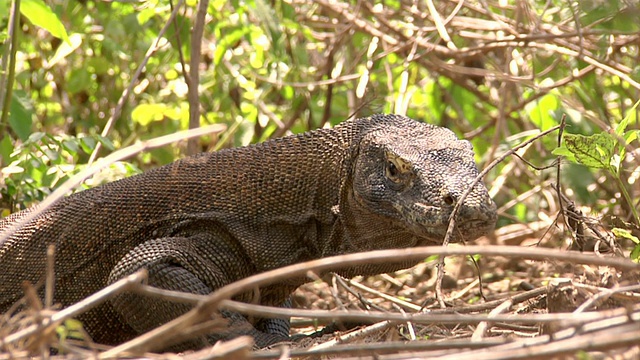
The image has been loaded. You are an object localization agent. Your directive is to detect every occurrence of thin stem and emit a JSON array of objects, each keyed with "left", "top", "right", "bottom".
[
  {"left": 0, "top": 0, "right": 21, "bottom": 141},
  {"left": 614, "top": 173, "right": 640, "bottom": 227}
]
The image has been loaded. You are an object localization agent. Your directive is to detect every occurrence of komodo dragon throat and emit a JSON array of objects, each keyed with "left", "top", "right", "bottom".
[{"left": 0, "top": 114, "right": 497, "bottom": 350}]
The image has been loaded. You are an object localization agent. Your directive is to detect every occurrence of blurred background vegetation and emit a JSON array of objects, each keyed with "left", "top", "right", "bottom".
[{"left": 0, "top": 0, "right": 639, "bottom": 255}]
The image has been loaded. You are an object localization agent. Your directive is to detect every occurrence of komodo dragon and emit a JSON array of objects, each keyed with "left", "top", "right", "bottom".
[{"left": 0, "top": 114, "right": 497, "bottom": 350}]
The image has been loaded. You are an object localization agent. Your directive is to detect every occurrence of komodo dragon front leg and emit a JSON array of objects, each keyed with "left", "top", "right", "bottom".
[{"left": 107, "top": 230, "right": 291, "bottom": 349}]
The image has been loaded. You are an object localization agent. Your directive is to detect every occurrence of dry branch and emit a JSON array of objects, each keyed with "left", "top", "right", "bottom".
[{"left": 98, "top": 245, "right": 639, "bottom": 356}]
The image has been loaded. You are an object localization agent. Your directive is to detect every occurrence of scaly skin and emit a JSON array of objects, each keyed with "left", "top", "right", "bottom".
[{"left": 0, "top": 114, "right": 497, "bottom": 350}]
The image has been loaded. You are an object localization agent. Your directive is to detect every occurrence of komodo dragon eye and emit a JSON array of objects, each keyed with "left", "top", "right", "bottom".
[
  {"left": 386, "top": 161, "right": 399, "bottom": 179},
  {"left": 384, "top": 152, "right": 412, "bottom": 184}
]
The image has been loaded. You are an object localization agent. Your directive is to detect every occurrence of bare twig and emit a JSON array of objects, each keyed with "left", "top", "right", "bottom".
[
  {"left": 0, "top": 0, "right": 20, "bottom": 138},
  {"left": 99, "top": 245, "right": 638, "bottom": 355},
  {"left": 307, "top": 321, "right": 393, "bottom": 351},
  {"left": 471, "top": 298, "right": 512, "bottom": 341},
  {"left": 186, "top": 0, "right": 210, "bottom": 155},
  {"left": 0, "top": 270, "right": 147, "bottom": 349}
]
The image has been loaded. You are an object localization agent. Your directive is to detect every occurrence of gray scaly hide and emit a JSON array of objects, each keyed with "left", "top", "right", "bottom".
[{"left": 0, "top": 114, "right": 497, "bottom": 350}]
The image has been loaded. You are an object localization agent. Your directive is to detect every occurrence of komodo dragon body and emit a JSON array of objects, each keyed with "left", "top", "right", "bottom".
[{"left": 0, "top": 114, "right": 497, "bottom": 350}]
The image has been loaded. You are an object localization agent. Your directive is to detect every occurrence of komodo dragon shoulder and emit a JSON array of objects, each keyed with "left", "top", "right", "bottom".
[{"left": 0, "top": 114, "right": 497, "bottom": 350}]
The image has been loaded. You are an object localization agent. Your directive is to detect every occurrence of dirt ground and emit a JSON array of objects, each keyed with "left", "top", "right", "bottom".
[{"left": 279, "top": 222, "right": 640, "bottom": 358}]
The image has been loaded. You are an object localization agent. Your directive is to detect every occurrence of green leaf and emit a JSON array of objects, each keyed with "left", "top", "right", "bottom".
[
  {"left": 67, "top": 68, "right": 91, "bottom": 94},
  {"left": 136, "top": 6, "right": 156, "bottom": 25},
  {"left": 26, "top": 131, "right": 45, "bottom": 144},
  {"left": 95, "top": 135, "right": 115, "bottom": 151},
  {"left": 62, "top": 139, "right": 79, "bottom": 154},
  {"left": 79, "top": 136, "right": 96, "bottom": 153},
  {"left": 21, "top": 0, "right": 70, "bottom": 43},
  {"left": 614, "top": 227, "right": 640, "bottom": 263},
  {"left": 613, "top": 99, "right": 640, "bottom": 161},
  {"left": 64, "top": 318, "right": 85, "bottom": 331},
  {"left": 47, "top": 33, "right": 82, "bottom": 69},
  {"left": 131, "top": 103, "right": 168, "bottom": 126},
  {"left": 615, "top": 99, "right": 639, "bottom": 137},
  {"left": 1, "top": 164, "right": 25, "bottom": 175},
  {"left": 9, "top": 93, "right": 34, "bottom": 141},
  {"left": 612, "top": 228, "right": 639, "bottom": 244},
  {"left": 0, "top": 136, "right": 13, "bottom": 165},
  {"left": 625, "top": 130, "right": 639, "bottom": 145},
  {"left": 0, "top": 0, "right": 8, "bottom": 21},
  {"left": 528, "top": 93, "right": 559, "bottom": 130},
  {"left": 551, "top": 146, "right": 576, "bottom": 163},
  {"left": 56, "top": 319, "right": 86, "bottom": 341},
  {"left": 562, "top": 133, "right": 616, "bottom": 171},
  {"left": 631, "top": 244, "right": 640, "bottom": 263}
]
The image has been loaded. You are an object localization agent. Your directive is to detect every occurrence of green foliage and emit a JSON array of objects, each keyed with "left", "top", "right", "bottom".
[
  {"left": 527, "top": 93, "right": 560, "bottom": 131},
  {"left": 20, "top": 0, "right": 69, "bottom": 43},
  {"left": 1, "top": 131, "right": 140, "bottom": 210},
  {"left": 554, "top": 101, "right": 640, "bottom": 258},
  {"left": 554, "top": 133, "right": 618, "bottom": 171},
  {"left": 56, "top": 319, "right": 86, "bottom": 349},
  {"left": 554, "top": 100, "right": 639, "bottom": 176},
  {"left": 8, "top": 91, "right": 33, "bottom": 141},
  {"left": 612, "top": 228, "right": 640, "bottom": 262}
]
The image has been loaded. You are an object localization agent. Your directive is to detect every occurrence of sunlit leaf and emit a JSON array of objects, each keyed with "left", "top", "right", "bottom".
[
  {"left": 551, "top": 146, "right": 576, "bottom": 163},
  {"left": 21, "top": 0, "right": 70, "bottom": 43},
  {"left": 612, "top": 228, "right": 639, "bottom": 244},
  {"left": 137, "top": 7, "right": 155, "bottom": 25},
  {"left": 131, "top": 104, "right": 168, "bottom": 126},
  {"left": 615, "top": 99, "right": 640, "bottom": 137},
  {"left": 528, "top": 93, "right": 559, "bottom": 130},
  {"left": 1, "top": 165, "right": 25, "bottom": 175},
  {"left": 47, "top": 33, "right": 82, "bottom": 69},
  {"left": 625, "top": 130, "right": 639, "bottom": 145},
  {"left": 0, "top": 0, "right": 8, "bottom": 20},
  {"left": 562, "top": 133, "right": 616, "bottom": 171}
]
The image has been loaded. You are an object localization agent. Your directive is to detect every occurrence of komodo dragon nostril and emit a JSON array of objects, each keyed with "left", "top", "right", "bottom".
[{"left": 443, "top": 194, "right": 455, "bottom": 205}]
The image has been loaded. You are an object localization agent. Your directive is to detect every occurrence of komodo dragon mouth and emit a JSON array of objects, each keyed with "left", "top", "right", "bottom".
[{"left": 411, "top": 198, "right": 497, "bottom": 241}]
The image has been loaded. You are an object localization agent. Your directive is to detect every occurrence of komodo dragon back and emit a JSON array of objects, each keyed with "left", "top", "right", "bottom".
[{"left": 0, "top": 114, "right": 497, "bottom": 350}]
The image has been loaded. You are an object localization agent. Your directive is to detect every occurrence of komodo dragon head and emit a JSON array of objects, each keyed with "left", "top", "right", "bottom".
[{"left": 340, "top": 114, "right": 497, "bottom": 250}]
